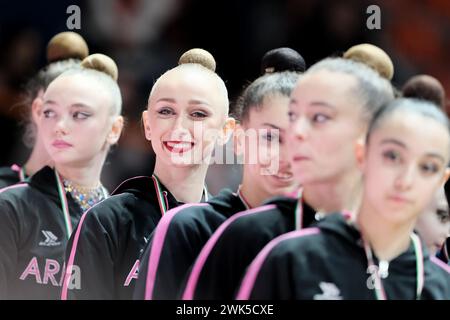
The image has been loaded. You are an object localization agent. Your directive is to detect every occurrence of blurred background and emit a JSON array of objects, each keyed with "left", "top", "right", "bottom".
[{"left": 0, "top": 0, "right": 449, "bottom": 193}]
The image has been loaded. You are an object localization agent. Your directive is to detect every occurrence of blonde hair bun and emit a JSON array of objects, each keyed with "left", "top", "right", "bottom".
[
  {"left": 81, "top": 53, "right": 118, "bottom": 81},
  {"left": 178, "top": 48, "right": 216, "bottom": 72},
  {"left": 47, "top": 32, "right": 89, "bottom": 63},
  {"left": 344, "top": 43, "right": 394, "bottom": 80}
]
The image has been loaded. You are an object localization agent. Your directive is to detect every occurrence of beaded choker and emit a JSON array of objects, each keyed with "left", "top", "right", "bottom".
[{"left": 63, "top": 179, "right": 108, "bottom": 212}]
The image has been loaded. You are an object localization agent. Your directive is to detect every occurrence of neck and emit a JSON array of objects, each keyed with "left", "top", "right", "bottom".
[
  {"left": 303, "top": 168, "right": 362, "bottom": 215},
  {"left": 24, "top": 138, "right": 52, "bottom": 176},
  {"left": 239, "top": 170, "right": 274, "bottom": 208},
  {"left": 55, "top": 153, "right": 107, "bottom": 188},
  {"left": 357, "top": 200, "right": 415, "bottom": 261},
  {"left": 153, "top": 160, "right": 208, "bottom": 203}
]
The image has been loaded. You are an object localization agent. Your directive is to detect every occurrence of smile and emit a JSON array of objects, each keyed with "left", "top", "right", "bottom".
[
  {"left": 163, "top": 141, "right": 195, "bottom": 154},
  {"left": 273, "top": 172, "right": 294, "bottom": 180}
]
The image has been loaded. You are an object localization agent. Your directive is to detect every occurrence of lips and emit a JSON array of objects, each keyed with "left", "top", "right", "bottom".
[
  {"left": 387, "top": 195, "right": 412, "bottom": 204},
  {"left": 52, "top": 139, "right": 73, "bottom": 149},
  {"left": 163, "top": 141, "right": 195, "bottom": 154},
  {"left": 273, "top": 172, "right": 294, "bottom": 180},
  {"left": 292, "top": 155, "right": 310, "bottom": 162}
]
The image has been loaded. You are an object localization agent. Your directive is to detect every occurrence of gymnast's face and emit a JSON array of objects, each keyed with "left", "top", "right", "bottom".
[
  {"left": 416, "top": 187, "right": 450, "bottom": 255},
  {"left": 287, "top": 70, "right": 366, "bottom": 185},
  {"left": 143, "top": 66, "right": 230, "bottom": 168},
  {"left": 40, "top": 73, "right": 120, "bottom": 168},
  {"left": 237, "top": 93, "right": 298, "bottom": 196},
  {"left": 361, "top": 110, "right": 450, "bottom": 227}
]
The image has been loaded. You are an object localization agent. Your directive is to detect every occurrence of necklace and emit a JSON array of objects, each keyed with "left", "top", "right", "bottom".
[
  {"left": 295, "top": 188, "right": 303, "bottom": 230},
  {"left": 62, "top": 177, "right": 108, "bottom": 213},
  {"left": 363, "top": 232, "right": 424, "bottom": 300}
]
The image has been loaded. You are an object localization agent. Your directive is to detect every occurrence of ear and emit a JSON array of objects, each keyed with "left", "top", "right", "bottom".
[
  {"left": 31, "top": 97, "right": 44, "bottom": 124},
  {"left": 441, "top": 167, "right": 450, "bottom": 186},
  {"left": 107, "top": 116, "right": 124, "bottom": 145},
  {"left": 354, "top": 137, "right": 366, "bottom": 172},
  {"left": 217, "top": 117, "right": 236, "bottom": 146},
  {"left": 142, "top": 110, "right": 152, "bottom": 141},
  {"left": 233, "top": 122, "right": 245, "bottom": 157}
]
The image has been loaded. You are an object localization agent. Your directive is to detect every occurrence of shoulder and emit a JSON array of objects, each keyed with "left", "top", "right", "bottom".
[
  {"left": 80, "top": 192, "right": 141, "bottom": 223},
  {"left": 171, "top": 203, "right": 224, "bottom": 229},
  {"left": 267, "top": 228, "right": 322, "bottom": 257},
  {"left": 0, "top": 183, "right": 38, "bottom": 209},
  {"left": 0, "top": 166, "right": 20, "bottom": 187},
  {"left": 422, "top": 256, "right": 450, "bottom": 298},
  {"left": 427, "top": 256, "right": 450, "bottom": 277},
  {"left": 225, "top": 204, "right": 283, "bottom": 232},
  {"left": 209, "top": 205, "right": 282, "bottom": 245}
]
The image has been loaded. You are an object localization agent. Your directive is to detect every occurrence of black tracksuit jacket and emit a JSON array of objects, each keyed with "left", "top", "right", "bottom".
[
  {"left": 182, "top": 195, "right": 316, "bottom": 300},
  {"left": 133, "top": 188, "right": 247, "bottom": 300},
  {"left": 61, "top": 176, "right": 183, "bottom": 300},
  {"left": 0, "top": 165, "right": 21, "bottom": 189},
  {"left": 0, "top": 166, "right": 83, "bottom": 299},
  {"left": 237, "top": 213, "right": 450, "bottom": 300}
]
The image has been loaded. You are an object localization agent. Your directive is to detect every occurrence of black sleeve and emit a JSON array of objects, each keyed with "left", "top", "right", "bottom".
[
  {"left": 61, "top": 207, "right": 117, "bottom": 300},
  {"left": 134, "top": 210, "right": 212, "bottom": 300},
  {"left": 0, "top": 199, "right": 20, "bottom": 299},
  {"left": 241, "top": 241, "right": 295, "bottom": 300},
  {"left": 191, "top": 217, "right": 272, "bottom": 300}
]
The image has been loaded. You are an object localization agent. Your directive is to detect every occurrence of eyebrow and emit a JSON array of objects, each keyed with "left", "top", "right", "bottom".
[
  {"left": 262, "top": 123, "right": 284, "bottom": 132},
  {"left": 309, "top": 101, "right": 336, "bottom": 109},
  {"left": 43, "top": 99, "right": 57, "bottom": 106},
  {"left": 156, "top": 98, "right": 176, "bottom": 104},
  {"left": 71, "top": 103, "right": 93, "bottom": 110},
  {"left": 43, "top": 100, "right": 93, "bottom": 110},
  {"left": 380, "top": 138, "right": 407, "bottom": 149},
  {"left": 156, "top": 97, "right": 211, "bottom": 106},
  {"left": 381, "top": 138, "right": 446, "bottom": 162},
  {"left": 288, "top": 99, "right": 336, "bottom": 109}
]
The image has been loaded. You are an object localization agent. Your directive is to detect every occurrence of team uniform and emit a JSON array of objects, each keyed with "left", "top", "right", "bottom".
[
  {"left": 0, "top": 166, "right": 86, "bottom": 299},
  {"left": 61, "top": 175, "right": 207, "bottom": 300},
  {"left": 133, "top": 188, "right": 248, "bottom": 300},
  {"left": 437, "top": 238, "right": 449, "bottom": 265},
  {"left": 0, "top": 164, "right": 26, "bottom": 188},
  {"left": 237, "top": 213, "right": 450, "bottom": 300},
  {"left": 182, "top": 195, "right": 316, "bottom": 300}
]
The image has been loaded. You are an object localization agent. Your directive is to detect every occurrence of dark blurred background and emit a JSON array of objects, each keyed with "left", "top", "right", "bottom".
[{"left": 0, "top": 0, "right": 449, "bottom": 193}]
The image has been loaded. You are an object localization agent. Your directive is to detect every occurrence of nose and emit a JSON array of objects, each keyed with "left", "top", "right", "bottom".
[
  {"left": 55, "top": 115, "right": 69, "bottom": 136},
  {"left": 171, "top": 114, "right": 191, "bottom": 139},
  {"left": 394, "top": 165, "right": 416, "bottom": 191},
  {"left": 290, "top": 117, "right": 309, "bottom": 141}
]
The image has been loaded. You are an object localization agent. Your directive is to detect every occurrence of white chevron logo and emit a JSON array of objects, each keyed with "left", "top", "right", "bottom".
[{"left": 39, "top": 230, "right": 61, "bottom": 247}]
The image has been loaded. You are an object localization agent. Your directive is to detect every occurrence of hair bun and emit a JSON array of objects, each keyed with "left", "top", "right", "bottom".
[
  {"left": 47, "top": 32, "right": 89, "bottom": 63},
  {"left": 260, "top": 47, "right": 306, "bottom": 74},
  {"left": 178, "top": 48, "right": 216, "bottom": 72},
  {"left": 343, "top": 43, "right": 394, "bottom": 80},
  {"left": 402, "top": 74, "right": 446, "bottom": 109},
  {"left": 81, "top": 53, "right": 118, "bottom": 81}
]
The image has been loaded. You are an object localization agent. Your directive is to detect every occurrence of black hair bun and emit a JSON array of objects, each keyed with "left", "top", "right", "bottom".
[{"left": 260, "top": 47, "right": 306, "bottom": 74}]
